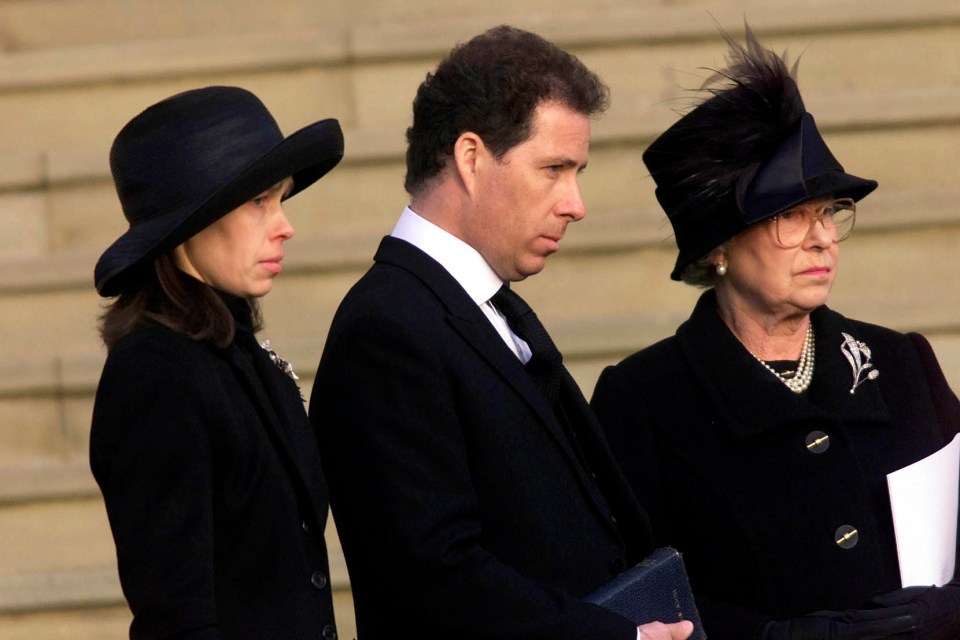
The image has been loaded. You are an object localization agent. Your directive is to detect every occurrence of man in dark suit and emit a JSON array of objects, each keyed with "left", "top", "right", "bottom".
[{"left": 310, "top": 26, "right": 694, "bottom": 640}]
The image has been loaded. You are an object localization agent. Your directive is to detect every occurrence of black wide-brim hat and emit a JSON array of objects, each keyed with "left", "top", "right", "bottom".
[{"left": 95, "top": 86, "right": 344, "bottom": 297}]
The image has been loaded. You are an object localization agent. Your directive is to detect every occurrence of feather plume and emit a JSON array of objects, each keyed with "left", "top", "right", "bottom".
[
  {"left": 647, "top": 23, "right": 804, "bottom": 212},
  {"left": 643, "top": 22, "right": 808, "bottom": 276}
]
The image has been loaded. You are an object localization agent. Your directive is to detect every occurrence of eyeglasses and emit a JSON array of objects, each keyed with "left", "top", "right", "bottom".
[{"left": 770, "top": 198, "right": 857, "bottom": 248}]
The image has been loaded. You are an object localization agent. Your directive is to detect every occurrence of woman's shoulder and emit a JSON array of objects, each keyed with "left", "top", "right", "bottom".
[
  {"left": 600, "top": 334, "right": 683, "bottom": 385},
  {"left": 816, "top": 307, "right": 944, "bottom": 381},
  {"left": 816, "top": 306, "right": 916, "bottom": 349},
  {"left": 624, "top": 333, "right": 682, "bottom": 364},
  {"left": 93, "top": 324, "right": 236, "bottom": 430},
  {"left": 102, "top": 322, "right": 221, "bottom": 380}
]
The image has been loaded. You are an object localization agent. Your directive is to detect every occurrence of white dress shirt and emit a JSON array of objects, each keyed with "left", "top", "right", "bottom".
[{"left": 391, "top": 207, "right": 532, "bottom": 363}]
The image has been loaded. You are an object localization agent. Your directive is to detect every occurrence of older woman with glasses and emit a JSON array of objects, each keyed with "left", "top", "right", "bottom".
[{"left": 591, "top": 27, "right": 960, "bottom": 640}]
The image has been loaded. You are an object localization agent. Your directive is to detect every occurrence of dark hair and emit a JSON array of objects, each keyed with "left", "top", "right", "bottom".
[
  {"left": 404, "top": 25, "right": 609, "bottom": 195},
  {"left": 99, "top": 253, "right": 261, "bottom": 351}
]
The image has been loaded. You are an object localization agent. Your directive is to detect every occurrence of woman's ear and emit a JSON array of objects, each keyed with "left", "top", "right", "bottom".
[{"left": 710, "top": 246, "right": 729, "bottom": 276}]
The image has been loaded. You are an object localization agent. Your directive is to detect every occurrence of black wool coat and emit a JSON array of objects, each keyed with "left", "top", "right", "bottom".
[
  {"left": 591, "top": 290, "right": 960, "bottom": 640},
  {"left": 310, "top": 236, "right": 654, "bottom": 640},
  {"left": 90, "top": 298, "right": 337, "bottom": 640}
]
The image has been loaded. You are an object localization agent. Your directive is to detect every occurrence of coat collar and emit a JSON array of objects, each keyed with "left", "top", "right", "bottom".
[{"left": 677, "top": 290, "right": 889, "bottom": 440}]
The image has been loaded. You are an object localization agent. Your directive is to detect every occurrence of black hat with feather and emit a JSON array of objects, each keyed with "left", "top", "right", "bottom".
[{"left": 643, "top": 24, "right": 878, "bottom": 281}]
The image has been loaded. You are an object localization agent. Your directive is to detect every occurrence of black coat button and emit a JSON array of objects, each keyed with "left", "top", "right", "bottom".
[
  {"left": 310, "top": 570, "right": 328, "bottom": 590},
  {"left": 322, "top": 624, "right": 337, "bottom": 640},
  {"left": 608, "top": 557, "right": 626, "bottom": 574},
  {"left": 805, "top": 431, "right": 830, "bottom": 454},
  {"left": 301, "top": 520, "right": 312, "bottom": 535}
]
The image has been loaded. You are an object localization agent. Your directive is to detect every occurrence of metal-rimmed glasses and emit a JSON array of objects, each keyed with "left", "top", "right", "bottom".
[{"left": 769, "top": 198, "right": 857, "bottom": 248}]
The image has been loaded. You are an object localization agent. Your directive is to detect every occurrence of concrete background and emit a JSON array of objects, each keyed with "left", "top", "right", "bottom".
[{"left": 0, "top": 1, "right": 957, "bottom": 637}]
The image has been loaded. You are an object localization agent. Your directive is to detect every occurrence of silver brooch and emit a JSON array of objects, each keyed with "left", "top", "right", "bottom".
[
  {"left": 260, "top": 340, "right": 300, "bottom": 382},
  {"left": 840, "top": 332, "right": 879, "bottom": 394}
]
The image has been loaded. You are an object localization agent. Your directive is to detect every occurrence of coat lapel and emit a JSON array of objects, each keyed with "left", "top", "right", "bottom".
[
  {"left": 373, "top": 236, "right": 601, "bottom": 496},
  {"left": 220, "top": 336, "right": 329, "bottom": 520}
]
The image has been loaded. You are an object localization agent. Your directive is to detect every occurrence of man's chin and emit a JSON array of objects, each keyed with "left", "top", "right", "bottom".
[{"left": 515, "top": 258, "right": 549, "bottom": 280}]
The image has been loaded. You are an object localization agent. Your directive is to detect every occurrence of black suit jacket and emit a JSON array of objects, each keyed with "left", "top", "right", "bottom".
[
  {"left": 592, "top": 290, "right": 960, "bottom": 640},
  {"left": 310, "top": 236, "right": 652, "bottom": 640},
  {"left": 90, "top": 300, "right": 336, "bottom": 640}
]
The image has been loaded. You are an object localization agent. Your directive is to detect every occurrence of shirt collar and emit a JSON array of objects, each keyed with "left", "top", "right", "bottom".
[{"left": 391, "top": 206, "right": 503, "bottom": 304}]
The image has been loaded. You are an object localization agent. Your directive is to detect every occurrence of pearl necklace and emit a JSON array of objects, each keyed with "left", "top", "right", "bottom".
[{"left": 753, "top": 324, "right": 815, "bottom": 393}]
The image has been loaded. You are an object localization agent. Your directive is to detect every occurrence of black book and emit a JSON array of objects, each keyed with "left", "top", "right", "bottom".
[{"left": 585, "top": 547, "right": 707, "bottom": 640}]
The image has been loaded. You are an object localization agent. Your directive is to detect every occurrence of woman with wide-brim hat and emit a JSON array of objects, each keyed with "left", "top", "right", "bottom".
[
  {"left": 590, "top": 26, "right": 960, "bottom": 640},
  {"left": 90, "top": 86, "right": 344, "bottom": 640}
]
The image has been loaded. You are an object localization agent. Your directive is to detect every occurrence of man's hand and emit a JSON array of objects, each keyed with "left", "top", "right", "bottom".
[{"left": 637, "top": 620, "right": 695, "bottom": 640}]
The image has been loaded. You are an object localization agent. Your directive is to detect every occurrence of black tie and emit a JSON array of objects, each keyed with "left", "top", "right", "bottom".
[{"left": 491, "top": 285, "right": 563, "bottom": 407}]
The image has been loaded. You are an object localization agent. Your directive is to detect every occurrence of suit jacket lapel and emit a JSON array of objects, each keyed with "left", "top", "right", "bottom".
[{"left": 374, "top": 236, "right": 596, "bottom": 488}]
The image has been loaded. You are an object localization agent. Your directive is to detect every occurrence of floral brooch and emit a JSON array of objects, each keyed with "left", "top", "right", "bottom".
[
  {"left": 260, "top": 340, "right": 300, "bottom": 382},
  {"left": 840, "top": 332, "right": 879, "bottom": 394}
]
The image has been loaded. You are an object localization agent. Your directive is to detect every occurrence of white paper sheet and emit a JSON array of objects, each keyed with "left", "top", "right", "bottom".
[{"left": 887, "top": 433, "right": 960, "bottom": 587}]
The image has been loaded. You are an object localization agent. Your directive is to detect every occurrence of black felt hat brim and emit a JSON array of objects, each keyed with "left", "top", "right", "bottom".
[{"left": 95, "top": 118, "right": 343, "bottom": 297}]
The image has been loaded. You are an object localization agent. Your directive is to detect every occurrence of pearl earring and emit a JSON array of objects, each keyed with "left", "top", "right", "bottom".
[{"left": 715, "top": 262, "right": 727, "bottom": 276}]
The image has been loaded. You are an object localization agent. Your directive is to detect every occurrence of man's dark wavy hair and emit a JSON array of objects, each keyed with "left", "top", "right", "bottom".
[{"left": 404, "top": 25, "right": 609, "bottom": 195}]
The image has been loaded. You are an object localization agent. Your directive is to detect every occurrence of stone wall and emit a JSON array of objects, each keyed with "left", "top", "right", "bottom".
[{"left": 0, "top": 1, "right": 957, "bottom": 637}]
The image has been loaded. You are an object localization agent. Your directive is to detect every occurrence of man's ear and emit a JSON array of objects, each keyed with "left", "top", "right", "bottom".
[{"left": 453, "top": 131, "right": 483, "bottom": 197}]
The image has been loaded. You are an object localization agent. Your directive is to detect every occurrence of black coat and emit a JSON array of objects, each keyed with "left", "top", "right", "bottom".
[
  {"left": 310, "top": 236, "right": 653, "bottom": 640},
  {"left": 591, "top": 290, "right": 960, "bottom": 640},
  {"left": 90, "top": 298, "right": 337, "bottom": 640}
]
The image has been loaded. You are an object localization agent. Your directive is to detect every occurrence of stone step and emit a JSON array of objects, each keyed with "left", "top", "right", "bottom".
[
  {"left": 0, "top": 8, "right": 956, "bottom": 156},
  {"left": 0, "top": 0, "right": 956, "bottom": 79},
  {"left": 0, "top": 461, "right": 98, "bottom": 504},
  {"left": 0, "top": 605, "right": 132, "bottom": 640},
  {"left": 0, "top": 567, "right": 121, "bottom": 613},
  {"left": 0, "top": 28, "right": 957, "bottom": 159},
  {"left": 0, "top": 0, "right": 349, "bottom": 53}
]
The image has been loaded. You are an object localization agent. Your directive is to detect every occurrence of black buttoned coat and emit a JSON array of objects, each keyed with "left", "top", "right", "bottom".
[
  {"left": 591, "top": 290, "right": 960, "bottom": 640},
  {"left": 90, "top": 301, "right": 337, "bottom": 640},
  {"left": 310, "top": 236, "right": 653, "bottom": 640}
]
